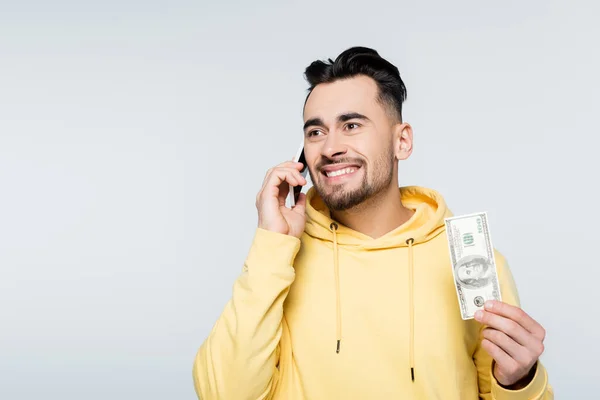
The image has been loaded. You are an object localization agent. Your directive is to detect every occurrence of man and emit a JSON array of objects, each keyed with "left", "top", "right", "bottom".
[{"left": 193, "top": 47, "right": 552, "bottom": 399}]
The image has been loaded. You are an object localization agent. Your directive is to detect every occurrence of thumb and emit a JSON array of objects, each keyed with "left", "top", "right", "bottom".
[{"left": 292, "top": 192, "right": 307, "bottom": 214}]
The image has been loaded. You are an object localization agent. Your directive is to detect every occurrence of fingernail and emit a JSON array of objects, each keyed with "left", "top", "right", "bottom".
[
  {"left": 475, "top": 310, "right": 483, "bottom": 320},
  {"left": 485, "top": 301, "right": 494, "bottom": 310}
]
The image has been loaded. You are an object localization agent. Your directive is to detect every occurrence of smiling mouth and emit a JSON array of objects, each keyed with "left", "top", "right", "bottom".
[
  {"left": 324, "top": 167, "right": 358, "bottom": 178},
  {"left": 320, "top": 164, "right": 363, "bottom": 182}
]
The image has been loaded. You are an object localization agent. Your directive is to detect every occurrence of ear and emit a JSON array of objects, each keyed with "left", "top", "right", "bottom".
[{"left": 393, "top": 123, "right": 413, "bottom": 161}]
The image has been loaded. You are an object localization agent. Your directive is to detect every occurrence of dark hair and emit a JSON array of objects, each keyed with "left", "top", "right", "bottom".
[{"left": 304, "top": 46, "right": 407, "bottom": 121}]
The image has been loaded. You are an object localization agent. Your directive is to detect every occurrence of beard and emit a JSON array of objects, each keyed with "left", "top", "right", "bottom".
[{"left": 310, "top": 146, "right": 396, "bottom": 212}]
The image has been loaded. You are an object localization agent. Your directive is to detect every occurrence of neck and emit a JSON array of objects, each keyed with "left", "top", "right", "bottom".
[{"left": 330, "top": 185, "right": 415, "bottom": 239}]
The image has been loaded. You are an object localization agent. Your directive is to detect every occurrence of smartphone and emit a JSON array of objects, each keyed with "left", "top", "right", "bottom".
[{"left": 287, "top": 142, "right": 308, "bottom": 208}]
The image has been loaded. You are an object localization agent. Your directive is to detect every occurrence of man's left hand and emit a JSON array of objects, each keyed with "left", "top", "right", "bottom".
[{"left": 474, "top": 300, "right": 546, "bottom": 387}]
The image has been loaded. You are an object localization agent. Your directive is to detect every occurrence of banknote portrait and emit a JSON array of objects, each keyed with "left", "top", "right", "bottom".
[{"left": 455, "top": 255, "right": 493, "bottom": 289}]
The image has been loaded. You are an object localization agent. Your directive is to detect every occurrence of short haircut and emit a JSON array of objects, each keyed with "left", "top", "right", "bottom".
[{"left": 304, "top": 46, "right": 407, "bottom": 122}]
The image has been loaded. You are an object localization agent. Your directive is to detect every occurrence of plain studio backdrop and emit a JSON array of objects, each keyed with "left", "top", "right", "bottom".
[{"left": 1, "top": 0, "right": 598, "bottom": 398}]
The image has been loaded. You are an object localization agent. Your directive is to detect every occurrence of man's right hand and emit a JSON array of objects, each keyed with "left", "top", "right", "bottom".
[{"left": 256, "top": 161, "right": 307, "bottom": 238}]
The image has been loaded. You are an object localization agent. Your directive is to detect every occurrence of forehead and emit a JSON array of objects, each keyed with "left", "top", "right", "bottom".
[{"left": 303, "top": 75, "right": 381, "bottom": 121}]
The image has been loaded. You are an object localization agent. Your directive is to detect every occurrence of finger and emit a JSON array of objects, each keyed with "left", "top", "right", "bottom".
[
  {"left": 484, "top": 301, "right": 546, "bottom": 341},
  {"left": 262, "top": 166, "right": 306, "bottom": 189},
  {"left": 259, "top": 175, "right": 292, "bottom": 203},
  {"left": 481, "top": 338, "right": 519, "bottom": 373},
  {"left": 260, "top": 163, "right": 303, "bottom": 192},
  {"left": 274, "top": 170, "right": 306, "bottom": 206},
  {"left": 277, "top": 173, "right": 305, "bottom": 207},
  {"left": 275, "top": 168, "right": 306, "bottom": 189},
  {"left": 475, "top": 310, "right": 534, "bottom": 348},
  {"left": 258, "top": 173, "right": 296, "bottom": 206},
  {"left": 482, "top": 328, "right": 529, "bottom": 365},
  {"left": 278, "top": 161, "right": 306, "bottom": 171},
  {"left": 261, "top": 167, "right": 305, "bottom": 195},
  {"left": 274, "top": 160, "right": 305, "bottom": 168},
  {"left": 284, "top": 166, "right": 308, "bottom": 183},
  {"left": 292, "top": 192, "right": 307, "bottom": 213},
  {"left": 278, "top": 181, "right": 291, "bottom": 206}
]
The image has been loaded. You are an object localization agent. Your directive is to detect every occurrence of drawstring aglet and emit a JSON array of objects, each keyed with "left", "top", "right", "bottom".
[
  {"left": 411, "top": 367, "right": 415, "bottom": 382},
  {"left": 336, "top": 340, "right": 341, "bottom": 354}
]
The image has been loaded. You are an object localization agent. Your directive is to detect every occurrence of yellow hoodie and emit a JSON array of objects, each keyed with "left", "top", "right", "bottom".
[{"left": 193, "top": 186, "right": 553, "bottom": 400}]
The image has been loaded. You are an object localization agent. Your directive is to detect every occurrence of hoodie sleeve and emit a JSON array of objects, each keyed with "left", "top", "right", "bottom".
[
  {"left": 474, "top": 251, "right": 554, "bottom": 400},
  {"left": 192, "top": 228, "right": 301, "bottom": 400}
]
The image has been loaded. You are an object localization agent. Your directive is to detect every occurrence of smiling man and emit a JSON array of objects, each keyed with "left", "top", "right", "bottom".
[{"left": 193, "top": 47, "right": 553, "bottom": 399}]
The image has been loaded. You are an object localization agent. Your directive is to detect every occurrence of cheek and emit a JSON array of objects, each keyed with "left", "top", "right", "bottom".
[
  {"left": 368, "top": 144, "right": 395, "bottom": 175},
  {"left": 308, "top": 166, "right": 322, "bottom": 182},
  {"left": 304, "top": 148, "right": 319, "bottom": 173}
]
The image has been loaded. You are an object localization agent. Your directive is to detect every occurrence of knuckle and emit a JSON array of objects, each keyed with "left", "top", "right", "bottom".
[
  {"left": 511, "top": 366, "right": 522, "bottom": 377},
  {"left": 506, "top": 321, "right": 519, "bottom": 336},
  {"left": 479, "top": 312, "right": 488, "bottom": 324},
  {"left": 492, "top": 330, "right": 504, "bottom": 343},
  {"left": 481, "top": 330, "right": 491, "bottom": 342},
  {"left": 507, "top": 361, "right": 521, "bottom": 377},
  {"left": 539, "top": 327, "right": 547, "bottom": 341},
  {"left": 537, "top": 342, "right": 545, "bottom": 356},
  {"left": 256, "top": 190, "right": 266, "bottom": 204},
  {"left": 484, "top": 328, "right": 496, "bottom": 340},
  {"left": 481, "top": 338, "right": 493, "bottom": 352}
]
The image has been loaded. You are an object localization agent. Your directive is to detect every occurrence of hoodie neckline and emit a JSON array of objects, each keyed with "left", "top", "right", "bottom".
[{"left": 304, "top": 186, "right": 451, "bottom": 250}]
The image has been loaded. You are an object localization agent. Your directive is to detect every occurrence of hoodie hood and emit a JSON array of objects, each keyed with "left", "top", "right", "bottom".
[{"left": 304, "top": 185, "right": 452, "bottom": 249}]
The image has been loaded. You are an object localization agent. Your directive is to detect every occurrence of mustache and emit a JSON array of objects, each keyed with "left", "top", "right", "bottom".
[{"left": 315, "top": 157, "right": 364, "bottom": 171}]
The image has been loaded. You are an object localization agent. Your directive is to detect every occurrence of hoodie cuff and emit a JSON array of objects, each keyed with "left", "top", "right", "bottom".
[
  {"left": 491, "top": 361, "right": 549, "bottom": 400},
  {"left": 245, "top": 228, "right": 301, "bottom": 272}
]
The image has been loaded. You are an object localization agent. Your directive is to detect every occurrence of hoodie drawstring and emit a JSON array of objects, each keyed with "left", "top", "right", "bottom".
[
  {"left": 330, "top": 222, "right": 341, "bottom": 354},
  {"left": 406, "top": 237, "right": 415, "bottom": 382},
  {"left": 329, "top": 222, "right": 416, "bottom": 382}
]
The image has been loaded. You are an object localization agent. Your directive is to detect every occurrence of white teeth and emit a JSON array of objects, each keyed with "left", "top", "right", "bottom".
[{"left": 326, "top": 167, "right": 356, "bottom": 177}]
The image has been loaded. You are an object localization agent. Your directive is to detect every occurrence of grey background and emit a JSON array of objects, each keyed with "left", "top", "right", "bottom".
[{"left": 1, "top": 0, "right": 598, "bottom": 398}]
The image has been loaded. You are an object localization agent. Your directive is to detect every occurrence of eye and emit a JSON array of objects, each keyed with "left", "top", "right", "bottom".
[
  {"left": 307, "top": 129, "right": 323, "bottom": 137},
  {"left": 345, "top": 122, "right": 361, "bottom": 130}
]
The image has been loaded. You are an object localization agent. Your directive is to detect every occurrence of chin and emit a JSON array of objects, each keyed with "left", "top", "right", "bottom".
[{"left": 319, "top": 188, "right": 370, "bottom": 212}]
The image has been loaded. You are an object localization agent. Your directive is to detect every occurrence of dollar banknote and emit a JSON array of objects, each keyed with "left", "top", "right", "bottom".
[{"left": 445, "top": 212, "right": 502, "bottom": 320}]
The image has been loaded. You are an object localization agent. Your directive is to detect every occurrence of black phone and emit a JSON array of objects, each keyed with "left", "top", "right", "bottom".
[{"left": 288, "top": 143, "right": 308, "bottom": 207}]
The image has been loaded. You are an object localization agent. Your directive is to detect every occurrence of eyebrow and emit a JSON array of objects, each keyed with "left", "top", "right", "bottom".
[
  {"left": 303, "top": 112, "right": 371, "bottom": 131},
  {"left": 303, "top": 117, "right": 324, "bottom": 131}
]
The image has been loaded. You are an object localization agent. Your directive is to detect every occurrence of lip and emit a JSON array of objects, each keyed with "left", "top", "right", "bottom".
[
  {"left": 320, "top": 164, "right": 361, "bottom": 181},
  {"left": 320, "top": 163, "right": 361, "bottom": 173}
]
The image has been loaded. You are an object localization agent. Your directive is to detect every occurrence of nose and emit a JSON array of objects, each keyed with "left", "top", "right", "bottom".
[{"left": 321, "top": 133, "right": 348, "bottom": 159}]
